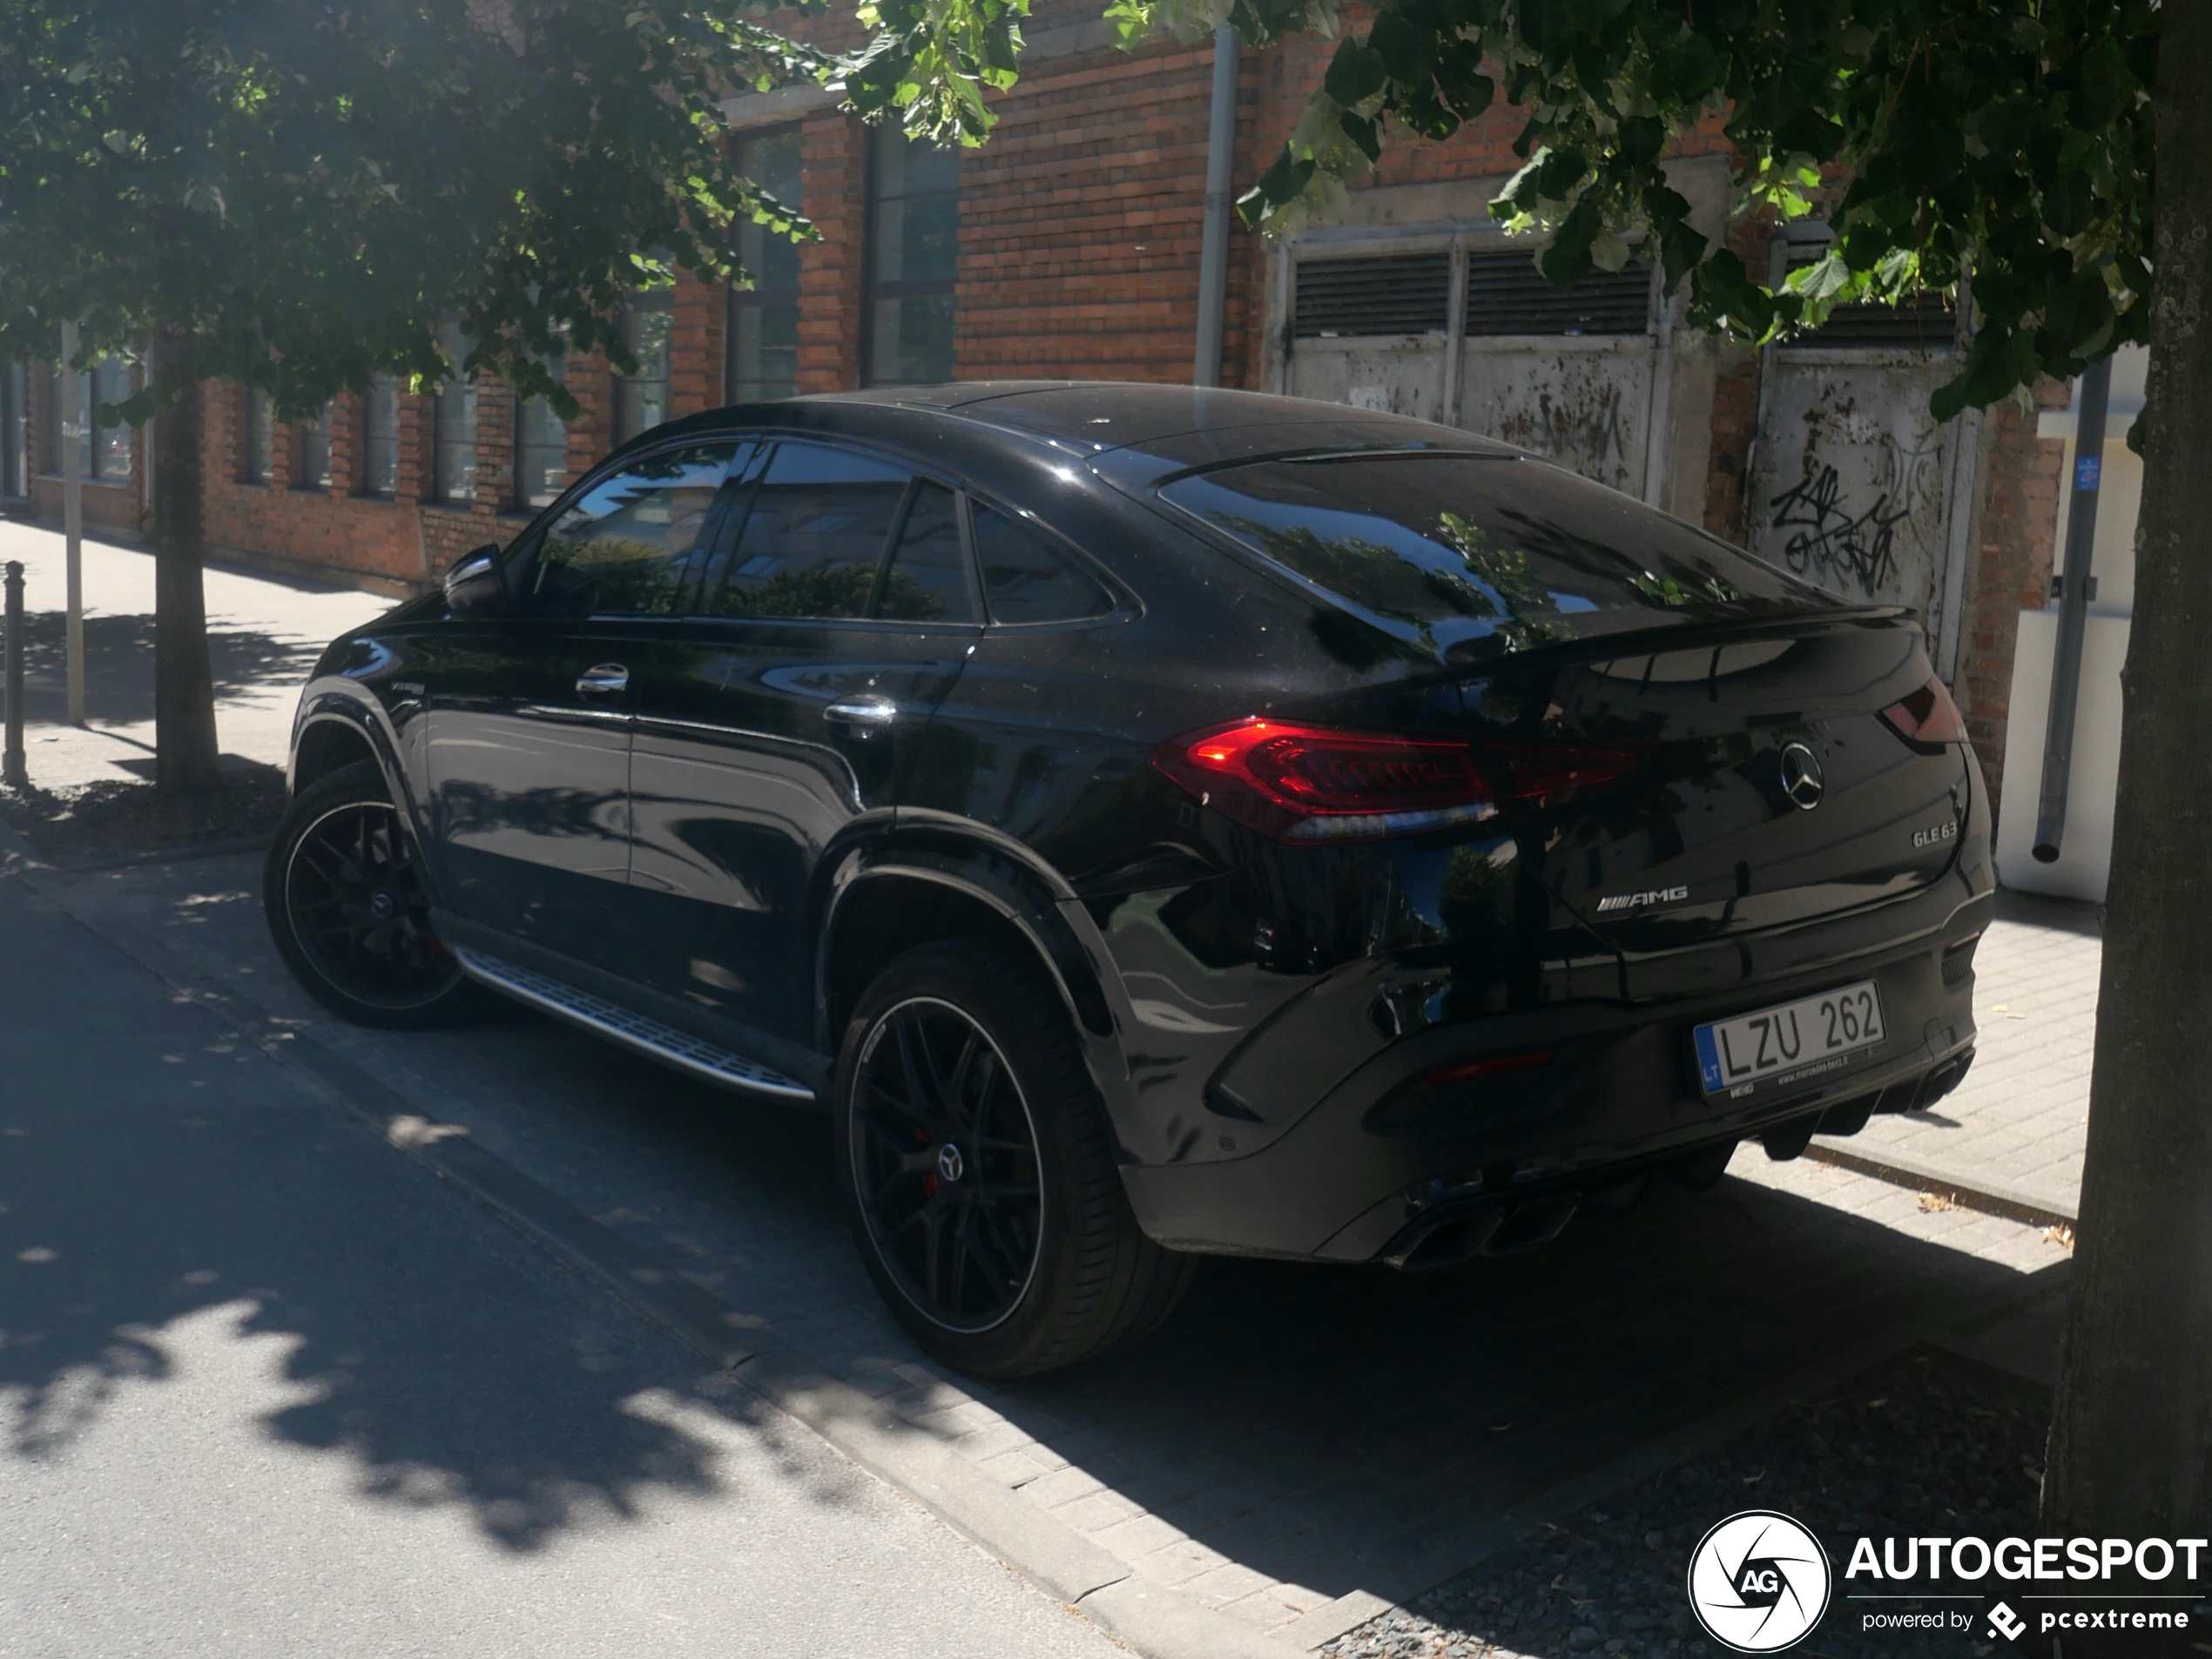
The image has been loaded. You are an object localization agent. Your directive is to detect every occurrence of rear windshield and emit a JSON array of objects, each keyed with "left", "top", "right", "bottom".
[{"left": 1157, "top": 453, "right": 1819, "bottom": 660}]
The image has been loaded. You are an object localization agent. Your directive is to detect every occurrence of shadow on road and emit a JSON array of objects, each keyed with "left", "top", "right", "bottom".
[
  {"left": 0, "top": 857, "right": 2059, "bottom": 1607},
  {"left": 0, "top": 878, "right": 849, "bottom": 1554}
]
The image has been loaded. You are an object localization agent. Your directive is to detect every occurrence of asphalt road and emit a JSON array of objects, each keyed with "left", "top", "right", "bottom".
[{"left": 0, "top": 873, "right": 1120, "bottom": 1658}]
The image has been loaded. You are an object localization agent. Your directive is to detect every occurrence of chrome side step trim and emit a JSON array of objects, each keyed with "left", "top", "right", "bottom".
[{"left": 454, "top": 947, "right": 816, "bottom": 1103}]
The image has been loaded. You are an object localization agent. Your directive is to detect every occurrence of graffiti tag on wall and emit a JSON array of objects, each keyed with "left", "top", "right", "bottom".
[{"left": 1768, "top": 464, "right": 1910, "bottom": 597}]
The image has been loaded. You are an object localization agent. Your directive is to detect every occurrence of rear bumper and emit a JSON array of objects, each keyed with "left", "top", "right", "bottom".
[{"left": 1118, "top": 887, "right": 1991, "bottom": 1263}]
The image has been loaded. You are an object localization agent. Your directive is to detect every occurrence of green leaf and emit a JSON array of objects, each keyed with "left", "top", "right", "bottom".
[
  {"left": 1617, "top": 115, "right": 1662, "bottom": 167},
  {"left": 1251, "top": 145, "right": 1317, "bottom": 211},
  {"left": 1538, "top": 199, "right": 1602, "bottom": 287},
  {"left": 1657, "top": 217, "right": 1707, "bottom": 291},
  {"left": 1324, "top": 42, "right": 1388, "bottom": 107},
  {"left": 1534, "top": 144, "right": 1588, "bottom": 196},
  {"left": 1775, "top": 108, "right": 1845, "bottom": 163},
  {"left": 1369, "top": 10, "right": 1437, "bottom": 83},
  {"left": 1339, "top": 111, "right": 1381, "bottom": 161},
  {"left": 1649, "top": 31, "right": 1720, "bottom": 105}
]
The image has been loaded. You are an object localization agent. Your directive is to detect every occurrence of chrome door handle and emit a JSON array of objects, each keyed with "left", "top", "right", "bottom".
[
  {"left": 823, "top": 693, "right": 899, "bottom": 739},
  {"left": 576, "top": 664, "right": 629, "bottom": 697}
]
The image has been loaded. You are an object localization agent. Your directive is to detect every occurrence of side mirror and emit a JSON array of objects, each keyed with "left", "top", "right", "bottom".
[{"left": 442, "top": 544, "right": 507, "bottom": 614}]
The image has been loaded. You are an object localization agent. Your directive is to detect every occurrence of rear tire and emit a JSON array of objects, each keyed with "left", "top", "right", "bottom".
[
  {"left": 834, "top": 940, "right": 1194, "bottom": 1379},
  {"left": 263, "top": 759, "right": 482, "bottom": 1029}
]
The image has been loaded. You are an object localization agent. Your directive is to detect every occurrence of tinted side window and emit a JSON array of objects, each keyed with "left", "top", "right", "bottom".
[
  {"left": 529, "top": 442, "right": 740, "bottom": 617},
  {"left": 875, "top": 481, "right": 975, "bottom": 624},
  {"left": 705, "top": 442, "right": 909, "bottom": 619},
  {"left": 972, "top": 504, "right": 1113, "bottom": 624}
]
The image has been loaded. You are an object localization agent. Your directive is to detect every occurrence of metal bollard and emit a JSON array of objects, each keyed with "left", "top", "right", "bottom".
[{"left": 3, "top": 559, "right": 24, "bottom": 788}]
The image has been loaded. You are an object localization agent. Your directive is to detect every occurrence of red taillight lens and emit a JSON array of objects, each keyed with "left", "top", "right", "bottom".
[
  {"left": 1880, "top": 675, "right": 1968, "bottom": 745},
  {"left": 1152, "top": 719, "right": 1642, "bottom": 842}
]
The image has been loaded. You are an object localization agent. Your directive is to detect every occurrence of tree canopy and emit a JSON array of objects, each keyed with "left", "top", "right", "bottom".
[
  {"left": 868, "top": 0, "right": 2156, "bottom": 422},
  {"left": 4, "top": 2, "right": 2155, "bottom": 429},
  {"left": 0, "top": 0, "right": 825, "bottom": 417}
]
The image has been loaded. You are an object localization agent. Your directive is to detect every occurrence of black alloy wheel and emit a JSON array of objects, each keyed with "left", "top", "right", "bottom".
[
  {"left": 848, "top": 997, "right": 1045, "bottom": 1332},
  {"left": 264, "top": 759, "right": 479, "bottom": 1028},
  {"left": 834, "top": 941, "right": 1195, "bottom": 1378}
]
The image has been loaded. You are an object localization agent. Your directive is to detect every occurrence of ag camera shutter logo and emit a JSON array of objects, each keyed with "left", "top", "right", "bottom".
[{"left": 1686, "top": 1510, "right": 1832, "bottom": 1652}]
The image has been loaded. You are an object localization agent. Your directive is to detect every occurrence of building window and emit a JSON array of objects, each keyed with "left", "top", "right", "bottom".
[
  {"left": 435, "top": 319, "right": 477, "bottom": 504},
  {"left": 90, "top": 356, "right": 132, "bottom": 482},
  {"left": 50, "top": 361, "right": 134, "bottom": 481},
  {"left": 241, "top": 388, "right": 275, "bottom": 485},
  {"left": 730, "top": 127, "right": 804, "bottom": 403},
  {"left": 865, "top": 126, "right": 960, "bottom": 386},
  {"left": 296, "top": 402, "right": 334, "bottom": 491},
  {"left": 615, "top": 291, "right": 672, "bottom": 443},
  {"left": 2, "top": 364, "right": 26, "bottom": 499},
  {"left": 361, "top": 375, "right": 401, "bottom": 498},
  {"left": 516, "top": 356, "right": 568, "bottom": 509}
]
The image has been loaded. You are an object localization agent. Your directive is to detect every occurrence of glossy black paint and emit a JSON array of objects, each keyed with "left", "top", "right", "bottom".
[{"left": 285, "top": 382, "right": 1993, "bottom": 1264}]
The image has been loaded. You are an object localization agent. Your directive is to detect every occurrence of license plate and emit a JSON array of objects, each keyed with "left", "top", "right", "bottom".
[{"left": 1695, "top": 981, "right": 1886, "bottom": 1097}]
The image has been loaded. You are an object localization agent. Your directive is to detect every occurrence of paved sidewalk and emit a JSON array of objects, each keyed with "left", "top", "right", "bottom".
[
  {"left": 22, "top": 843, "right": 2074, "bottom": 1655},
  {"left": 1811, "top": 888, "right": 2100, "bottom": 1224},
  {"left": 0, "top": 519, "right": 389, "bottom": 788}
]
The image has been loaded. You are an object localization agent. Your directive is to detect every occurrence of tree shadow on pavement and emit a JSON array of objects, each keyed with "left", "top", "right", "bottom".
[
  {"left": 0, "top": 877, "right": 845, "bottom": 1555},
  {"left": 12, "top": 610, "right": 327, "bottom": 730},
  {"left": 1, "top": 851, "right": 2073, "bottom": 1606},
  {"left": 515, "top": 1038, "right": 2064, "bottom": 1611},
  {"left": 393, "top": 985, "right": 2065, "bottom": 1613}
]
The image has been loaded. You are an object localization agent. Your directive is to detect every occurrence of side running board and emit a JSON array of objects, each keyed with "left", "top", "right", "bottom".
[{"left": 454, "top": 947, "right": 816, "bottom": 1104}]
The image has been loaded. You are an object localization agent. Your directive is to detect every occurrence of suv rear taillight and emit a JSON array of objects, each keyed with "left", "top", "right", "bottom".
[
  {"left": 1152, "top": 718, "right": 1641, "bottom": 843},
  {"left": 1880, "top": 676, "right": 1968, "bottom": 745}
]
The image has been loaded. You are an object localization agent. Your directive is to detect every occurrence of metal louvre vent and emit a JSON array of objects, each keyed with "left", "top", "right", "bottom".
[
  {"left": 1464, "top": 250, "right": 1651, "bottom": 337},
  {"left": 1294, "top": 253, "right": 1453, "bottom": 339},
  {"left": 1787, "top": 291, "right": 1959, "bottom": 350}
]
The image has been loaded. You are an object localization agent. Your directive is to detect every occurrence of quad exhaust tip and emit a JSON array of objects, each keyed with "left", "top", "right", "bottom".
[
  {"left": 1381, "top": 1053, "right": 1975, "bottom": 1271},
  {"left": 1384, "top": 1193, "right": 1581, "bottom": 1271}
]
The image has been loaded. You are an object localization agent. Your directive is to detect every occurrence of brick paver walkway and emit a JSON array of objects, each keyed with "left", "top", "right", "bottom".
[
  {"left": 34, "top": 848, "right": 2074, "bottom": 1650},
  {"left": 1811, "top": 888, "right": 2100, "bottom": 1221}
]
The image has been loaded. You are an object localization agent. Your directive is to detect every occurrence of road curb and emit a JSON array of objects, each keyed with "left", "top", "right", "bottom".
[{"left": 1804, "top": 1138, "right": 2078, "bottom": 1228}]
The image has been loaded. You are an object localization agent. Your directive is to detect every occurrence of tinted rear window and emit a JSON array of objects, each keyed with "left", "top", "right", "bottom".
[{"left": 1159, "top": 455, "right": 1817, "bottom": 659}]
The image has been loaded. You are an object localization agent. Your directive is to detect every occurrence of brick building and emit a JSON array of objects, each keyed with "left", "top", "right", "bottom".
[{"left": 0, "top": 8, "right": 2064, "bottom": 826}]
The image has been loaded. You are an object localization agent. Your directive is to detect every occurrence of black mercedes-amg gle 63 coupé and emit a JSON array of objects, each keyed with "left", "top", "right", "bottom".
[{"left": 265, "top": 382, "right": 1989, "bottom": 1377}]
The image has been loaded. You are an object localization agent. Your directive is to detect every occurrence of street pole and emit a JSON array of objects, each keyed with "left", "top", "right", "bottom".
[
  {"left": 1191, "top": 24, "right": 1239, "bottom": 388},
  {"left": 3, "top": 560, "right": 25, "bottom": 789},
  {"left": 58, "top": 320, "right": 84, "bottom": 727},
  {"left": 2032, "top": 354, "right": 2113, "bottom": 863}
]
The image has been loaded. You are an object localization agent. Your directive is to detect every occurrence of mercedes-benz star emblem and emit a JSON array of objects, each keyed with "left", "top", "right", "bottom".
[
  {"left": 935, "top": 1143, "right": 966, "bottom": 1184},
  {"left": 1686, "top": 1510, "right": 1831, "bottom": 1653},
  {"left": 1779, "top": 742, "right": 1825, "bottom": 812}
]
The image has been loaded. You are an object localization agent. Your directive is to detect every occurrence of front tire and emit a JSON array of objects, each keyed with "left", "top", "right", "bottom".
[
  {"left": 834, "top": 941, "right": 1193, "bottom": 1378},
  {"left": 263, "top": 759, "right": 481, "bottom": 1028}
]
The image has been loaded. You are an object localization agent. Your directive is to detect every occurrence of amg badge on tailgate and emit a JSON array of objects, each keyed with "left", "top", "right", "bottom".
[{"left": 1595, "top": 885, "right": 1689, "bottom": 914}]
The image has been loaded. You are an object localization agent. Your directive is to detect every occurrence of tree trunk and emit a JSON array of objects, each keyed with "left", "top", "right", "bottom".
[
  {"left": 2040, "top": 2, "right": 2212, "bottom": 1629},
  {"left": 149, "top": 332, "right": 220, "bottom": 796}
]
